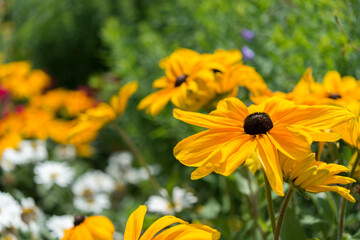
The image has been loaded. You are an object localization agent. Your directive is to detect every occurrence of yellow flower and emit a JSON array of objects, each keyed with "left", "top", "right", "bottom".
[
  {"left": 138, "top": 49, "right": 215, "bottom": 115},
  {"left": 333, "top": 116, "right": 360, "bottom": 149},
  {"left": 0, "top": 61, "right": 50, "bottom": 99},
  {"left": 62, "top": 215, "right": 115, "bottom": 240},
  {"left": 173, "top": 97, "right": 354, "bottom": 196},
  {"left": 124, "top": 205, "right": 220, "bottom": 240},
  {"left": 110, "top": 81, "right": 139, "bottom": 115},
  {"left": 30, "top": 88, "right": 95, "bottom": 117},
  {"left": 67, "top": 103, "right": 116, "bottom": 145},
  {"left": 68, "top": 82, "right": 137, "bottom": 145},
  {"left": 279, "top": 153, "right": 356, "bottom": 202}
]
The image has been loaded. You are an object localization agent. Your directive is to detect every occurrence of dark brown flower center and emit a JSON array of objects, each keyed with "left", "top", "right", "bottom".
[
  {"left": 74, "top": 215, "right": 85, "bottom": 226},
  {"left": 328, "top": 93, "right": 341, "bottom": 99},
  {"left": 174, "top": 74, "right": 188, "bottom": 87},
  {"left": 244, "top": 112, "right": 273, "bottom": 135}
]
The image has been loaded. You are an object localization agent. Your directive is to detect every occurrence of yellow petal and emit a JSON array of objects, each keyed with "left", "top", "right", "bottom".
[
  {"left": 110, "top": 81, "right": 138, "bottom": 115},
  {"left": 124, "top": 205, "right": 147, "bottom": 240},
  {"left": 306, "top": 185, "right": 355, "bottom": 203},
  {"left": 174, "top": 129, "right": 241, "bottom": 167},
  {"left": 140, "top": 216, "right": 186, "bottom": 240},
  {"left": 153, "top": 223, "right": 220, "bottom": 240},
  {"left": 138, "top": 88, "right": 173, "bottom": 116},
  {"left": 173, "top": 108, "right": 240, "bottom": 129},
  {"left": 85, "top": 216, "right": 115, "bottom": 239},
  {"left": 256, "top": 134, "right": 284, "bottom": 196},
  {"left": 268, "top": 124, "right": 311, "bottom": 160}
]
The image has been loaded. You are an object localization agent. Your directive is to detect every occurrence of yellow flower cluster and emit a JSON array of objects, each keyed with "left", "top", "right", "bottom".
[
  {"left": 251, "top": 68, "right": 360, "bottom": 115},
  {"left": 0, "top": 61, "right": 138, "bottom": 157},
  {"left": 62, "top": 205, "right": 220, "bottom": 240},
  {"left": 0, "top": 61, "right": 50, "bottom": 99},
  {"left": 138, "top": 48, "right": 266, "bottom": 115},
  {"left": 67, "top": 81, "right": 138, "bottom": 145}
]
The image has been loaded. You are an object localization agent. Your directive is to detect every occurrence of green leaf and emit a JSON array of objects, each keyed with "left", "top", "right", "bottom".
[{"left": 280, "top": 202, "right": 307, "bottom": 240}]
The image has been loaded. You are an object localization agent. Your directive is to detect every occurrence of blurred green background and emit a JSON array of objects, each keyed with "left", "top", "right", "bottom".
[
  {"left": 1, "top": 0, "right": 359, "bottom": 90},
  {"left": 1, "top": 0, "right": 360, "bottom": 239}
]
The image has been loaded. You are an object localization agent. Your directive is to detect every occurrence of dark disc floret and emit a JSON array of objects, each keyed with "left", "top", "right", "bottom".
[
  {"left": 174, "top": 74, "right": 188, "bottom": 87},
  {"left": 74, "top": 215, "right": 85, "bottom": 226},
  {"left": 244, "top": 112, "right": 273, "bottom": 135},
  {"left": 328, "top": 93, "right": 341, "bottom": 100}
]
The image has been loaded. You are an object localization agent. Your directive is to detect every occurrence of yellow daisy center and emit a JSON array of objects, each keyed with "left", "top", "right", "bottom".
[
  {"left": 174, "top": 74, "right": 188, "bottom": 87},
  {"left": 244, "top": 112, "right": 273, "bottom": 135},
  {"left": 74, "top": 215, "right": 85, "bottom": 226}
]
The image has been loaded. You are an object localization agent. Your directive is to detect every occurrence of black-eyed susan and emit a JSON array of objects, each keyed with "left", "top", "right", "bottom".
[
  {"left": 138, "top": 48, "right": 215, "bottom": 115},
  {"left": 62, "top": 215, "right": 115, "bottom": 240},
  {"left": 279, "top": 153, "right": 355, "bottom": 202},
  {"left": 174, "top": 97, "right": 354, "bottom": 196},
  {"left": 124, "top": 205, "right": 220, "bottom": 240}
]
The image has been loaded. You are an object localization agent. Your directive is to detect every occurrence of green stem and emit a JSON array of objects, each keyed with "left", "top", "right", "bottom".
[
  {"left": 338, "top": 149, "right": 360, "bottom": 239},
  {"left": 116, "top": 126, "right": 174, "bottom": 205},
  {"left": 274, "top": 187, "right": 295, "bottom": 240},
  {"left": 245, "top": 169, "right": 265, "bottom": 239},
  {"left": 264, "top": 172, "right": 276, "bottom": 235}
]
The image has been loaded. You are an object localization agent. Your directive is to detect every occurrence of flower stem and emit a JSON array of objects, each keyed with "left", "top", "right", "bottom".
[
  {"left": 264, "top": 173, "right": 276, "bottom": 235},
  {"left": 338, "top": 149, "right": 360, "bottom": 238},
  {"left": 274, "top": 187, "right": 295, "bottom": 240},
  {"left": 116, "top": 126, "right": 173, "bottom": 205}
]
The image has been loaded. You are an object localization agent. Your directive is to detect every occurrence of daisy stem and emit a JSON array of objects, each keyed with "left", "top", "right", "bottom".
[
  {"left": 116, "top": 126, "right": 174, "bottom": 205},
  {"left": 338, "top": 148, "right": 360, "bottom": 239},
  {"left": 264, "top": 173, "right": 276, "bottom": 235},
  {"left": 274, "top": 187, "right": 295, "bottom": 240}
]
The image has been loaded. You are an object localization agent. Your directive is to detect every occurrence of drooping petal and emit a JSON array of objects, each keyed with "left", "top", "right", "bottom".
[
  {"left": 256, "top": 134, "right": 284, "bottom": 196},
  {"left": 299, "top": 168, "right": 330, "bottom": 188},
  {"left": 306, "top": 185, "right": 355, "bottom": 203},
  {"left": 124, "top": 205, "right": 147, "bottom": 240}
]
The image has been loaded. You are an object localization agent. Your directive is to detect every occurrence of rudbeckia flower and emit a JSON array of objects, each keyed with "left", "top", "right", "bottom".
[
  {"left": 138, "top": 48, "right": 215, "bottom": 115},
  {"left": 173, "top": 97, "right": 354, "bottom": 196},
  {"left": 67, "top": 82, "right": 138, "bottom": 145},
  {"left": 62, "top": 215, "right": 115, "bottom": 240},
  {"left": 124, "top": 205, "right": 220, "bottom": 240},
  {"left": 279, "top": 153, "right": 356, "bottom": 202}
]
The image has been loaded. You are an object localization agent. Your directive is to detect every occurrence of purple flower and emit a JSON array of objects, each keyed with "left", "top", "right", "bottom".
[
  {"left": 241, "top": 29, "right": 255, "bottom": 42},
  {"left": 241, "top": 46, "right": 255, "bottom": 61}
]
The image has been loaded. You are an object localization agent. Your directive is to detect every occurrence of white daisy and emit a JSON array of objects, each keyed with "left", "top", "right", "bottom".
[
  {"left": 106, "top": 151, "right": 160, "bottom": 184},
  {"left": 19, "top": 197, "right": 42, "bottom": 236},
  {"left": 72, "top": 170, "right": 115, "bottom": 195},
  {"left": 73, "top": 193, "right": 111, "bottom": 214},
  {"left": 34, "top": 161, "right": 74, "bottom": 189},
  {"left": 146, "top": 187, "right": 198, "bottom": 215},
  {"left": 46, "top": 215, "right": 73, "bottom": 239},
  {"left": 54, "top": 144, "right": 76, "bottom": 160},
  {"left": 1, "top": 140, "right": 48, "bottom": 171},
  {"left": 0, "top": 192, "right": 22, "bottom": 231}
]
